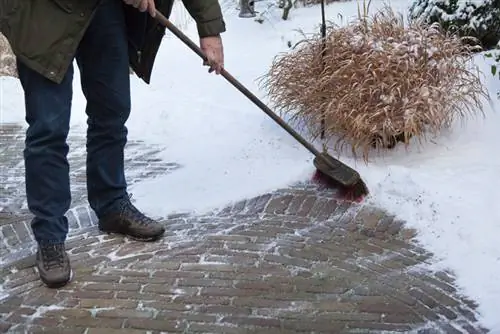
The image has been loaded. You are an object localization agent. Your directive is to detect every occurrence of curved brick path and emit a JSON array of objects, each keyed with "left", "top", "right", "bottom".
[{"left": 0, "top": 123, "right": 490, "bottom": 333}]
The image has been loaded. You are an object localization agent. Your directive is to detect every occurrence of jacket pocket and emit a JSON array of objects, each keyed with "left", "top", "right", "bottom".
[
  {"left": 0, "top": 0, "right": 19, "bottom": 45},
  {"left": 50, "top": 0, "right": 74, "bottom": 13},
  {"left": 0, "top": 0, "right": 19, "bottom": 21}
]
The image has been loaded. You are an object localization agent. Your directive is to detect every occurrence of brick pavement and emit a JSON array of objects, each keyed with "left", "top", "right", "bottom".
[
  {"left": 0, "top": 123, "right": 490, "bottom": 333},
  {"left": 0, "top": 123, "right": 181, "bottom": 265}
]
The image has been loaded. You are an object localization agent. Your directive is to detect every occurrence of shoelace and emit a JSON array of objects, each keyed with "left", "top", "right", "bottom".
[
  {"left": 41, "top": 244, "right": 66, "bottom": 270},
  {"left": 118, "top": 199, "right": 156, "bottom": 226}
]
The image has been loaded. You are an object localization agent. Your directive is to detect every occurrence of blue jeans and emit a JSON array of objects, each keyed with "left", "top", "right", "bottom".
[{"left": 17, "top": 0, "right": 131, "bottom": 245}]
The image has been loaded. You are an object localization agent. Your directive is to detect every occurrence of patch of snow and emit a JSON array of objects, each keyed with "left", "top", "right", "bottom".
[
  {"left": 0, "top": 77, "right": 25, "bottom": 124},
  {"left": 102, "top": 240, "right": 150, "bottom": 261},
  {"left": 88, "top": 307, "right": 116, "bottom": 317},
  {"left": 28, "top": 304, "right": 65, "bottom": 319},
  {"left": 362, "top": 53, "right": 500, "bottom": 330},
  {"left": 409, "top": 0, "right": 499, "bottom": 33},
  {"left": 0, "top": 286, "right": 8, "bottom": 302}
]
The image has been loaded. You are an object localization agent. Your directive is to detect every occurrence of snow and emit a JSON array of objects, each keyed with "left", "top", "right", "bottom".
[
  {"left": 1, "top": 0, "right": 500, "bottom": 331},
  {"left": 364, "top": 53, "right": 500, "bottom": 330},
  {"left": 0, "top": 286, "right": 7, "bottom": 302},
  {"left": 409, "top": 0, "right": 498, "bottom": 32}
]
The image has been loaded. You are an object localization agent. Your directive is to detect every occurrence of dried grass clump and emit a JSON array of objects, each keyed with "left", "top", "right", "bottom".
[
  {"left": 0, "top": 33, "right": 17, "bottom": 78},
  {"left": 261, "top": 5, "right": 488, "bottom": 160},
  {"left": 294, "top": 0, "right": 342, "bottom": 6}
]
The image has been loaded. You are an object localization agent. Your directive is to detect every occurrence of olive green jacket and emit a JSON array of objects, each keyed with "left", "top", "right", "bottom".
[{"left": 0, "top": 0, "right": 225, "bottom": 84}]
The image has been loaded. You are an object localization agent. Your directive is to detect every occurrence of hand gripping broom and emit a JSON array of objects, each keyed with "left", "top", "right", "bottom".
[{"left": 153, "top": 10, "right": 369, "bottom": 201}]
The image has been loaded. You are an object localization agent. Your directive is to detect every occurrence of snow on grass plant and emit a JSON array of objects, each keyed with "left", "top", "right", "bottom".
[
  {"left": 482, "top": 39, "right": 500, "bottom": 98},
  {"left": 0, "top": 33, "right": 16, "bottom": 78},
  {"left": 260, "top": 4, "right": 488, "bottom": 161},
  {"left": 408, "top": 0, "right": 500, "bottom": 50},
  {"left": 293, "top": 0, "right": 344, "bottom": 6}
]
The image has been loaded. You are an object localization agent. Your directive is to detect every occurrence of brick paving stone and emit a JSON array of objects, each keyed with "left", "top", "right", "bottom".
[{"left": 0, "top": 123, "right": 492, "bottom": 333}]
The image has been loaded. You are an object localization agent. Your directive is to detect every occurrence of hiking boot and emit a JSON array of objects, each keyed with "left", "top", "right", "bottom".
[
  {"left": 36, "top": 243, "right": 72, "bottom": 289},
  {"left": 98, "top": 200, "right": 165, "bottom": 241}
]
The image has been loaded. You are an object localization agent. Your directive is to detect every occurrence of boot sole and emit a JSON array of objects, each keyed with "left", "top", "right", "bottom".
[
  {"left": 99, "top": 229, "right": 165, "bottom": 242},
  {"left": 40, "top": 269, "right": 74, "bottom": 289}
]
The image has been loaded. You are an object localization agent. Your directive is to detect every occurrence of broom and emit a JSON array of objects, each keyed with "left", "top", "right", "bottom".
[
  {"left": 153, "top": 10, "right": 369, "bottom": 202},
  {"left": 309, "top": 0, "right": 367, "bottom": 200}
]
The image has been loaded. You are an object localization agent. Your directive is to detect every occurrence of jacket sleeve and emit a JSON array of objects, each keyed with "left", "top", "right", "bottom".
[{"left": 181, "top": 0, "right": 226, "bottom": 37}]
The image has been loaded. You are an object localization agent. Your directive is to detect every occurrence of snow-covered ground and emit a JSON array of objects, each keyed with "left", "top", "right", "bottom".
[{"left": 1, "top": 0, "right": 500, "bottom": 331}]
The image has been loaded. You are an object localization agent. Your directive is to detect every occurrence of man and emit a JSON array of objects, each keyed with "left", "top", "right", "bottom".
[{"left": 0, "top": 0, "right": 225, "bottom": 288}]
